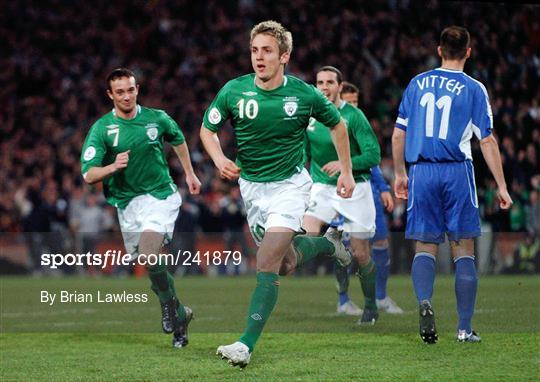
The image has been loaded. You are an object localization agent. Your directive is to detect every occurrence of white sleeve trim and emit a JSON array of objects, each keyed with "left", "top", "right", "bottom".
[{"left": 396, "top": 117, "right": 408, "bottom": 126}]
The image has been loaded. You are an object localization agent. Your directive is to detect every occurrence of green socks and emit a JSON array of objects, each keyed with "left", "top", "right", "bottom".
[
  {"left": 148, "top": 264, "right": 186, "bottom": 321},
  {"left": 357, "top": 259, "right": 377, "bottom": 310},
  {"left": 292, "top": 235, "right": 335, "bottom": 267},
  {"left": 239, "top": 272, "right": 280, "bottom": 352}
]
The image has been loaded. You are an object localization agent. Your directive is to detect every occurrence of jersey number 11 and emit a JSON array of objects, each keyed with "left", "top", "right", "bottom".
[{"left": 419, "top": 92, "right": 452, "bottom": 140}]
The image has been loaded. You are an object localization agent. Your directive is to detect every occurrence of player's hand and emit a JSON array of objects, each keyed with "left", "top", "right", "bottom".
[
  {"left": 497, "top": 187, "right": 513, "bottom": 210},
  {"left": 380, "top": 191, "right": 394, "bottom": 212},
  {"left": 113, "top": 150, "right": 130, "bottom": 171},
  {"left": 336, "top": 172, "right": 355, "bottom": 199},
  {"left": 321, "top": 161, "right": 341, "bottom": 177},
  {"left": 394, "top": 175, "right": 408, "bottom": 200},
  {"left": 185, "top": 173, "right": 202, "bottom": 195},
  {"left": 217, "top": 158, "right": 241, "bottom": 180}
]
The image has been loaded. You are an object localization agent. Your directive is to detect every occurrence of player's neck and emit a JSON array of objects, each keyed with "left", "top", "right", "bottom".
[
  {"left": 440, "top": 59, "right": 465, "bottom": 72},
  {"left": 333, "top": 96, "right": 343, "bottom": 108},
  {"left": 255, "top": 71, "right": 285, "bottom": 91},
  {"left": 114, "top": 106, "right": 138, "bottom": 120}
]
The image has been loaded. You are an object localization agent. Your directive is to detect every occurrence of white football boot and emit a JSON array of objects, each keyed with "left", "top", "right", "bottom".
[{"left": 217, "top": 341, "right": 251, "bottom": 369}]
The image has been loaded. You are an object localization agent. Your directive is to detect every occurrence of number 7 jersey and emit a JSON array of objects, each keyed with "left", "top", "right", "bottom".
[
  {"left": 395, "top": 68, "right": 493, "bottom": 164},
  {"left": 80, "top": 105, "right": 185, "bottom": 208}
]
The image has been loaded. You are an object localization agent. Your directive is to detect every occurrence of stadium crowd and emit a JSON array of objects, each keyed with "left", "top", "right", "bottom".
[{"left": 1, "top": 1, "right": 538, "bottom": 273}]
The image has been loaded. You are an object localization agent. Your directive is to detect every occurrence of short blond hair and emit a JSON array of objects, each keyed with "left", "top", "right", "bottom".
[{"left": 250, "top": 20, "right": 293, "bottom": 56}]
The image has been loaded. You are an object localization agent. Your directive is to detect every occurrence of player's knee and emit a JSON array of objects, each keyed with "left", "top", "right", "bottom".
[{"left": 278, "top": 260, "right": 295, "bottom": 276}]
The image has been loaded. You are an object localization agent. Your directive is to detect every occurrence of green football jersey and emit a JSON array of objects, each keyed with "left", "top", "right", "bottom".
[
  {"left": 203, "top": 74, "right": 341, "bottom": 182},
  {"left": 81, "top": 105, "right": 185, "bottom": 209},
  {"left": 306, "top": 101, "right": 380, "bottom": 185}
]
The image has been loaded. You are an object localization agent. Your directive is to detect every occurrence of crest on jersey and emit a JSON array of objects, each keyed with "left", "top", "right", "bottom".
[
  {"left": 284, "top": 101, "right": 297, "bottom": 117},
  {"left": 146, "top": 127, "right": 158, "bottom": 141}
]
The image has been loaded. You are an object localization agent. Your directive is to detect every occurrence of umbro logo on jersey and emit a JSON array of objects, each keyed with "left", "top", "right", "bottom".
[
  {"left": 145, "top": 123, "right": 158, "bottom": 129},
  {"left": 284, "top": 101, "right": 298, "bottom": 116},
  {"left": 242, "top": 91, "right": 257, "bottom": 96}
]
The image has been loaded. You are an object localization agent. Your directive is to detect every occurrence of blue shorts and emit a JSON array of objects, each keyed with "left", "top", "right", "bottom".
[
  {"left": 370, "top": 192, "right": 389, "bottom": 243},
  {"left": 405, "top": 161, "right": 481, "bottom": 244}
]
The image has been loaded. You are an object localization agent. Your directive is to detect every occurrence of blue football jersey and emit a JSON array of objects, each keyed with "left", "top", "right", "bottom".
[{"left": 395, "top": 68, "right": 493, "bottom": 163}]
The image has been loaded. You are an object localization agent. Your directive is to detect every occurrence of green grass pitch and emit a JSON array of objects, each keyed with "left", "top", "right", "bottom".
[{"left": 1, "top": 275, "right": 539, "bottom": 381}]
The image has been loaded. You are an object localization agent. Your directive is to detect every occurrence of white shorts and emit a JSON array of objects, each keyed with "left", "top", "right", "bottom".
[
  {"left": 117, "top": 192, "right": 182, "bottom": 257},
  {"left": 305, "top": 181, "right": 375, "bottom": 239},
  {"left": 239, "top": 169, "right": 312, "bottom": 245}
]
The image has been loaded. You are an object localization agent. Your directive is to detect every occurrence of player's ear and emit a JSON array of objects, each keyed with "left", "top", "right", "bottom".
[
  {"left": 465, "top": 47, "right": 471, "bottom": 59},
  {"left": 280, "top": 51, "right": 290, "bottom": 65},
  {"left": 437, "top": 46, "right": 443, "bottom": 58},
  {"left": 106, "top": 89, "right": 114, "bottom": 100}
]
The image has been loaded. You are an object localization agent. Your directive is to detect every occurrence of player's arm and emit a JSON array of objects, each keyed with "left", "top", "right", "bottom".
[
  {"left": 350, "top": 111, "right": 381, "bottom": 171},
  {"left": 311, "top": 86, "right": 354, "bottom": 197},
  {"left": 472, "top": 83, "right": 512, "bottom": 209},
  {"left": 321, "top": 112, "right": 380, "bottom": 177},
  {"left": 81, "top": 123, "right": 129, "bottom": 185},
  {"left": 479, "top": 134, "right": 512, "bottom": 209},
  {"left": 392, "top": 128, "right": 408, "bottom": 200},
  {"left": 200, "top": 126, "right": 240, "bottom": 180},
  {"left": 160, "top": 112, "right": 202, "bottom": 195},
  {"left": 200, "top": 84, "right": 240, "bottom": 180},
  {"left": 392, "top": 84, "right": 411, "bottom": 200},
  {"left": 371, "top": 166, "right": 394, "bottom": 212},
  {"left": 172, "top": 143, "right": 201, "bottom": 195},
  {"left": 329, "top": 118, "right": 355, "bottom": 198},
  {"left": 83, "top": 152, "right": 129, "bottom": 184}
]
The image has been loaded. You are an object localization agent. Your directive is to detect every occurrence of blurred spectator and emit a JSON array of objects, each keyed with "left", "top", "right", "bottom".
[
  {"left": 69, "top": 190, "right": 113, "bottom": 275},
  {"left": 526, "top": 190, "right": 540, "bottom": 236},
  {"left": 220, "top": 185, "right": 250, "bottom": 274},
  {"left": 502, "top": 233, "right": 540, "bottom": 274},
  {"left": 170, "top": 196, "right": 201, "bottom": 275}
]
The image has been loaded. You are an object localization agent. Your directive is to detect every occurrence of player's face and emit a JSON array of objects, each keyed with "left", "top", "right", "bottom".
[
  {"left": 107, "top": 76, "right": 139, "bottom": 115},
  {"left": 341, "top": 91, "right": 358, "bottom": 107},
  {"left": 316, "top": 71, "right": 342, "bottom": 104},
  {"left": 250, "top": 33, "right": 289, "bottom": 83}
]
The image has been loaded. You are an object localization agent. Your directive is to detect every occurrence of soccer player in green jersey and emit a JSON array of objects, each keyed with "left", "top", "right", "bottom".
[
  {"left": 303, "top": 67, "right": 382, "bottom": 325},
  {"left": 81, "top": 68, "right": 201, "bottom": 348},
  {"left": 200, "top": 21, "right": 355, "bottom": 368},
  {"left": 338, "top": 82, "right": 404, "bottom": 315}
]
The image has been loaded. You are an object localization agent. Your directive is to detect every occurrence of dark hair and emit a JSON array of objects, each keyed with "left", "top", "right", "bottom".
[
  {"left": 341, "top": 81, "right": 359, "bottom": 95},
  {"left": 440, "top": 26, "right": 470, "bottom": 60},
  {"left": 317, "top": 66, "right": 343, "bottom": 84},
  {"left": 106, "top": 68, "right": 136, "bottom": 90}
]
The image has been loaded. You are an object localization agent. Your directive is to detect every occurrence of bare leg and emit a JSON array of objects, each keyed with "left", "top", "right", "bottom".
[
  {"left": 279, "top": 216, "right": 325, "bottom": 275},
  {"left": 350, "top": 236, "right": 370, "bottom": 266}
]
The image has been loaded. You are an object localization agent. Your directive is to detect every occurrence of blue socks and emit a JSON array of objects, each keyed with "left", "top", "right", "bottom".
[
  {"left": 411, "top": 252, "right": 436, "bottom": 303},
  {"left": 412, "top": 252, "right": 478, "bottom": 333},
  {"left": 372, "top": 247, "right": 390, "bottom": 300},
  {"left": 338, "top": 292, "right": 349, "bottom": 306},
  {"left": 455, "top": 256, "right": 477, "bottom": 333}
]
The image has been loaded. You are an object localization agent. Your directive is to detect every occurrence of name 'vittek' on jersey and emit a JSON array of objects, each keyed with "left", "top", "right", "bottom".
[{"left": 395, "top": 68, "right": 493, "bottom": 164}]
